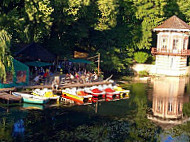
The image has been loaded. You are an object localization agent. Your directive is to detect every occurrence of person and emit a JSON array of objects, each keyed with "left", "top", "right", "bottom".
[
  {"left": 85, "top": 72, "right": 90, "bottom": 83},
  {"left": 78, "top": 70, "right": 82, "bottom": 76},
  {"left": 80, "top": 75, "right": 86, "bottom": 83},
  {"left": 75, "top": 72, "right": 80, "bottom": 83},
  {"left": 70, "top": 73, "right": 74, "bottom": 80},
  {"left": 65, "top": 73, "right": 70, "bottom": 80},
  {"left": 69, "top": 73, "right": 75, "bottom": 83},
  {"left": 93, "top": 72, "right": 98, "bottom": 81},
  {"left": 75, "top": 72, "right": 79, "bottom": 79},
  {"left": 33, "top": 75, "right": 41, "bottom": 84},
  {"left": 43, "top": 71, "right": 49, "bottom": 78},
  {"left": 52, "top": 76, "right": 60, "bottom": 90}
]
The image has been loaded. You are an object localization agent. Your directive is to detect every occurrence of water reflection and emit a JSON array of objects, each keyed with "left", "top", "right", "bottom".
[
  {"left": 148, "top": 77, "right": 190, "bottom": 129},
  {"left": 12, "top": 119, "right": 25, "bottom": 136}
]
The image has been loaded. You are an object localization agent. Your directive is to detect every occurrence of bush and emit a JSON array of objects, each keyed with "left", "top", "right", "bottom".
[
  {"left": 134, "top": 52, "right": 149, "bottom": 63},
  {"left": 139, "top": 70, "right": 149, "bottom": 77},
  {"left": 146, "top": 55, "right": 155, "bottom": 64}
]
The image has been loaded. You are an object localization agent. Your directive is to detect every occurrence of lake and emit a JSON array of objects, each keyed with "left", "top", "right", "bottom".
[{"left": 0, "top": 77, "right": 190, "bottom": 142}]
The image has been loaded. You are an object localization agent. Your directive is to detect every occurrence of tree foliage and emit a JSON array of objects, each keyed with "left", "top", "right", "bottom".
[
  {"left": 0, "top": 0, "right": 190, "bottom": 73},
  {"left": 24, "top": 0, "right": 54, "bottom": 42},
  {"left": 0, "top": 30, "right": 14, "bottom": 81},
  {"left": 95, "top": 0, "right": 118, "bottom": 31},
  {"left": 134, "top": 51, "right": 149, "bottom": 63}
]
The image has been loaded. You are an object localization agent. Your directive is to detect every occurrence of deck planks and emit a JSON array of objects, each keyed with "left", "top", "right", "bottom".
[{"left": 0, "top": 92, "right": 22, "bottom": 104}]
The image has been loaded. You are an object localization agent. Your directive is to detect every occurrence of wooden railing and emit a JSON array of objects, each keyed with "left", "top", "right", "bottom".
[{"left": 151, "top": 48, "right": 190, "bottom": 56}]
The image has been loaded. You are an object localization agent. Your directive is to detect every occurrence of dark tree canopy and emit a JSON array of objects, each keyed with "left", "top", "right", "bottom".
[{"left": 0, "top": 0, "right": 190, "bottom": 73}]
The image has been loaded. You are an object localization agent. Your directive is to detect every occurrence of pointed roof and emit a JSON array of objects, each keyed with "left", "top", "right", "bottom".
[
  {"left": 154, "top": 15, "right": 190, "bottom": 32},
  {"left": 15, "top": 42, "right": 56, "bottom": 62}
]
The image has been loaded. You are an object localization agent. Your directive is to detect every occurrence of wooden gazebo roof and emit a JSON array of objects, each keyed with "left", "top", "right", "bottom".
[{"left": 154, "top": 15, "right": 190, "bottom": 32}]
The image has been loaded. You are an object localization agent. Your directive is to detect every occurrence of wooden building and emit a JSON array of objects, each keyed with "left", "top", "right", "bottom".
[{"left": 152, "top": 15, "right": 190, "bottom": 76}]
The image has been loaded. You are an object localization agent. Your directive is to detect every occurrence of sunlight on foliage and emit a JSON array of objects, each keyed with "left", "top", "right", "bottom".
[
  {"left": 0, "top": 30, "right": 14, "bottom": 82},
  {"left": 95, "top": 0, "right": 118, "bottom": 31}
]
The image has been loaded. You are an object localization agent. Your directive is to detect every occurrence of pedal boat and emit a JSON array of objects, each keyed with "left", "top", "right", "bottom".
[
  {"left": 113, "top": 86, "right": 130, "bottom": 99},
  {"left": 104, "top": 87, "right": 120, "bottom": 101},
  {"left": 62, "top": 88, "right": 92, "bottom": 104},
  {"left": 32, "top": 88, "right": 60, "bottom": 101},
  {"left": 84, "top": 87, "right": 105, "bottom": 102}
]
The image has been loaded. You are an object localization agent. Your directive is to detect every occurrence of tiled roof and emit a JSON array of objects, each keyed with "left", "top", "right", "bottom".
[{"left": 154, "top": 15, "right": 190, "bottom": 30}]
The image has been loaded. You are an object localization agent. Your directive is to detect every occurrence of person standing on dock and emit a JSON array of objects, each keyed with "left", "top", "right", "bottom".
[{"left": 52, "top": 76, "right": 60, "bottom": 90}]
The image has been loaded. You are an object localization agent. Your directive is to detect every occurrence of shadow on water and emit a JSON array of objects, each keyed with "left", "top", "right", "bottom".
[{"left": 1, "top": 77, "right": 190, "bottom": 141}]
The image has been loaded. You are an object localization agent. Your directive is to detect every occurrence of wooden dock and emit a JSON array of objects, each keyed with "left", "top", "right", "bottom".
[
  {"left": 21, "top": 81, "right": 112, "bottom": 90},
  {"left": 0, "top": 92, "right": 22, "bottom": 104},
  {"left": 0, "top": 87, "right": 16, "bottom": 92}
]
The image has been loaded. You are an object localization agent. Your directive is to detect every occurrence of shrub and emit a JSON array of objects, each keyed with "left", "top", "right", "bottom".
[
  {"left": 139, "top": 70, "right": 149, "bottom": 77},
  {"left": 146, "top": 55, "right": 155, "bottom": 64},
  {"left": 134, "top": 52, "right": 149, "bottom": 63}
]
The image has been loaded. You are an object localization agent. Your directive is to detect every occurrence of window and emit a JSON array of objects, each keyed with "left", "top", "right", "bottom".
[
  {"left": 162, "top": 38, "right": 168, "bottom": 49},
  {"left": 168, "top": 102, "right": 172, "bottom": 112},
  {"left": 173, "top": 39, "right": 179, "bottom": 50},
  {"left": 178, "top": 102, "right": 181, "bottom": 112},
  {"left": 157, "top": 100, "right": 162, "bottom": 112},
  {"left": 183, "top": 38, "right": 188, "bottom": 50}
]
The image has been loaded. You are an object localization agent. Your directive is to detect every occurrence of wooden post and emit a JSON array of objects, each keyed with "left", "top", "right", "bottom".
[
  {"left": 7, "top": 99, "right": 9, "bottom": 105},
  {"left": 95, "top": 101, "right": 98, "bottom": 113},
  {"left": 98, "top": 53, "right": 100, "bottom": 76}
]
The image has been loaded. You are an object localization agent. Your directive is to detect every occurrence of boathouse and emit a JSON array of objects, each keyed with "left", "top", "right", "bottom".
[{"left": 151, "top": 15, "right": 190, "bottom": 76}]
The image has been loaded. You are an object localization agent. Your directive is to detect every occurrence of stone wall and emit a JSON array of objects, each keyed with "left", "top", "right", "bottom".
[
  {"left": 132, "top": 64, "right": 156, "bottom": 74},
  {"left": 132, "top": 63, "right": 190, "bottom": 76}
]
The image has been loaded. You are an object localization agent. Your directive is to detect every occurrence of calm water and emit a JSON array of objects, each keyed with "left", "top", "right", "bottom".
[{"left": 1, "top": 77, "right": 190, "bottom": 142}]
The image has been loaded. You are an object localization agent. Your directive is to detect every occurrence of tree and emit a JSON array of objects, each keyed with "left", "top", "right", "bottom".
[
  {"left": 177, "top": 0, "right": 190, "bottom": 23},
  {"left": 0, "top": 30, "right": 14, "bottom": 82},
  {"left": 95, "top": 0, "right": 119, "bottom": 31},
  {"left": 24, "top": 0, "right": 54, "bottom": 42},
  {"left": 133, "top": 0, "right": 166, "bottom": 50}
]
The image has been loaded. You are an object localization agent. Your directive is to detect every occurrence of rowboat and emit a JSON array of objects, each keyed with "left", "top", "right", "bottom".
[
  {"left": 62, "top": 88, "right": 92, "bottom": 104},
  {"left": 12, "top": 92, "right": 49, "bottom": 104},
  {"left": 22, "top": 97, "right": 49, "bottom": 104}
]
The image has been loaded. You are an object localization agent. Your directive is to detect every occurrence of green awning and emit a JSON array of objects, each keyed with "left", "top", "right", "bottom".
[
  {"left": 69, "top": 59, "right": 92, "bottom": 64},
  {"left": 24, "top": 61, "right": 53, "bottom": 67}
]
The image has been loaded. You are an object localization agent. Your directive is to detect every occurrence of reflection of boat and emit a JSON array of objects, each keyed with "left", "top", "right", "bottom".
[
  {"left": 22, "top": 103, "right": 44, "bottom": 110},
  {"left": 62, "top": 88, "right": 92, "bottom": 104},
  {"left": 32, "top": 88, "right": 60, "bottom": 101},
  {"left": 12, "top": 92, "right": 49, "bottom": 104}
]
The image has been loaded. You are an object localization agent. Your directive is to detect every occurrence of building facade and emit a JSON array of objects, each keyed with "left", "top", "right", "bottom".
[{"left": 151, "top": 15, "right": 190, "bottom": 76}]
